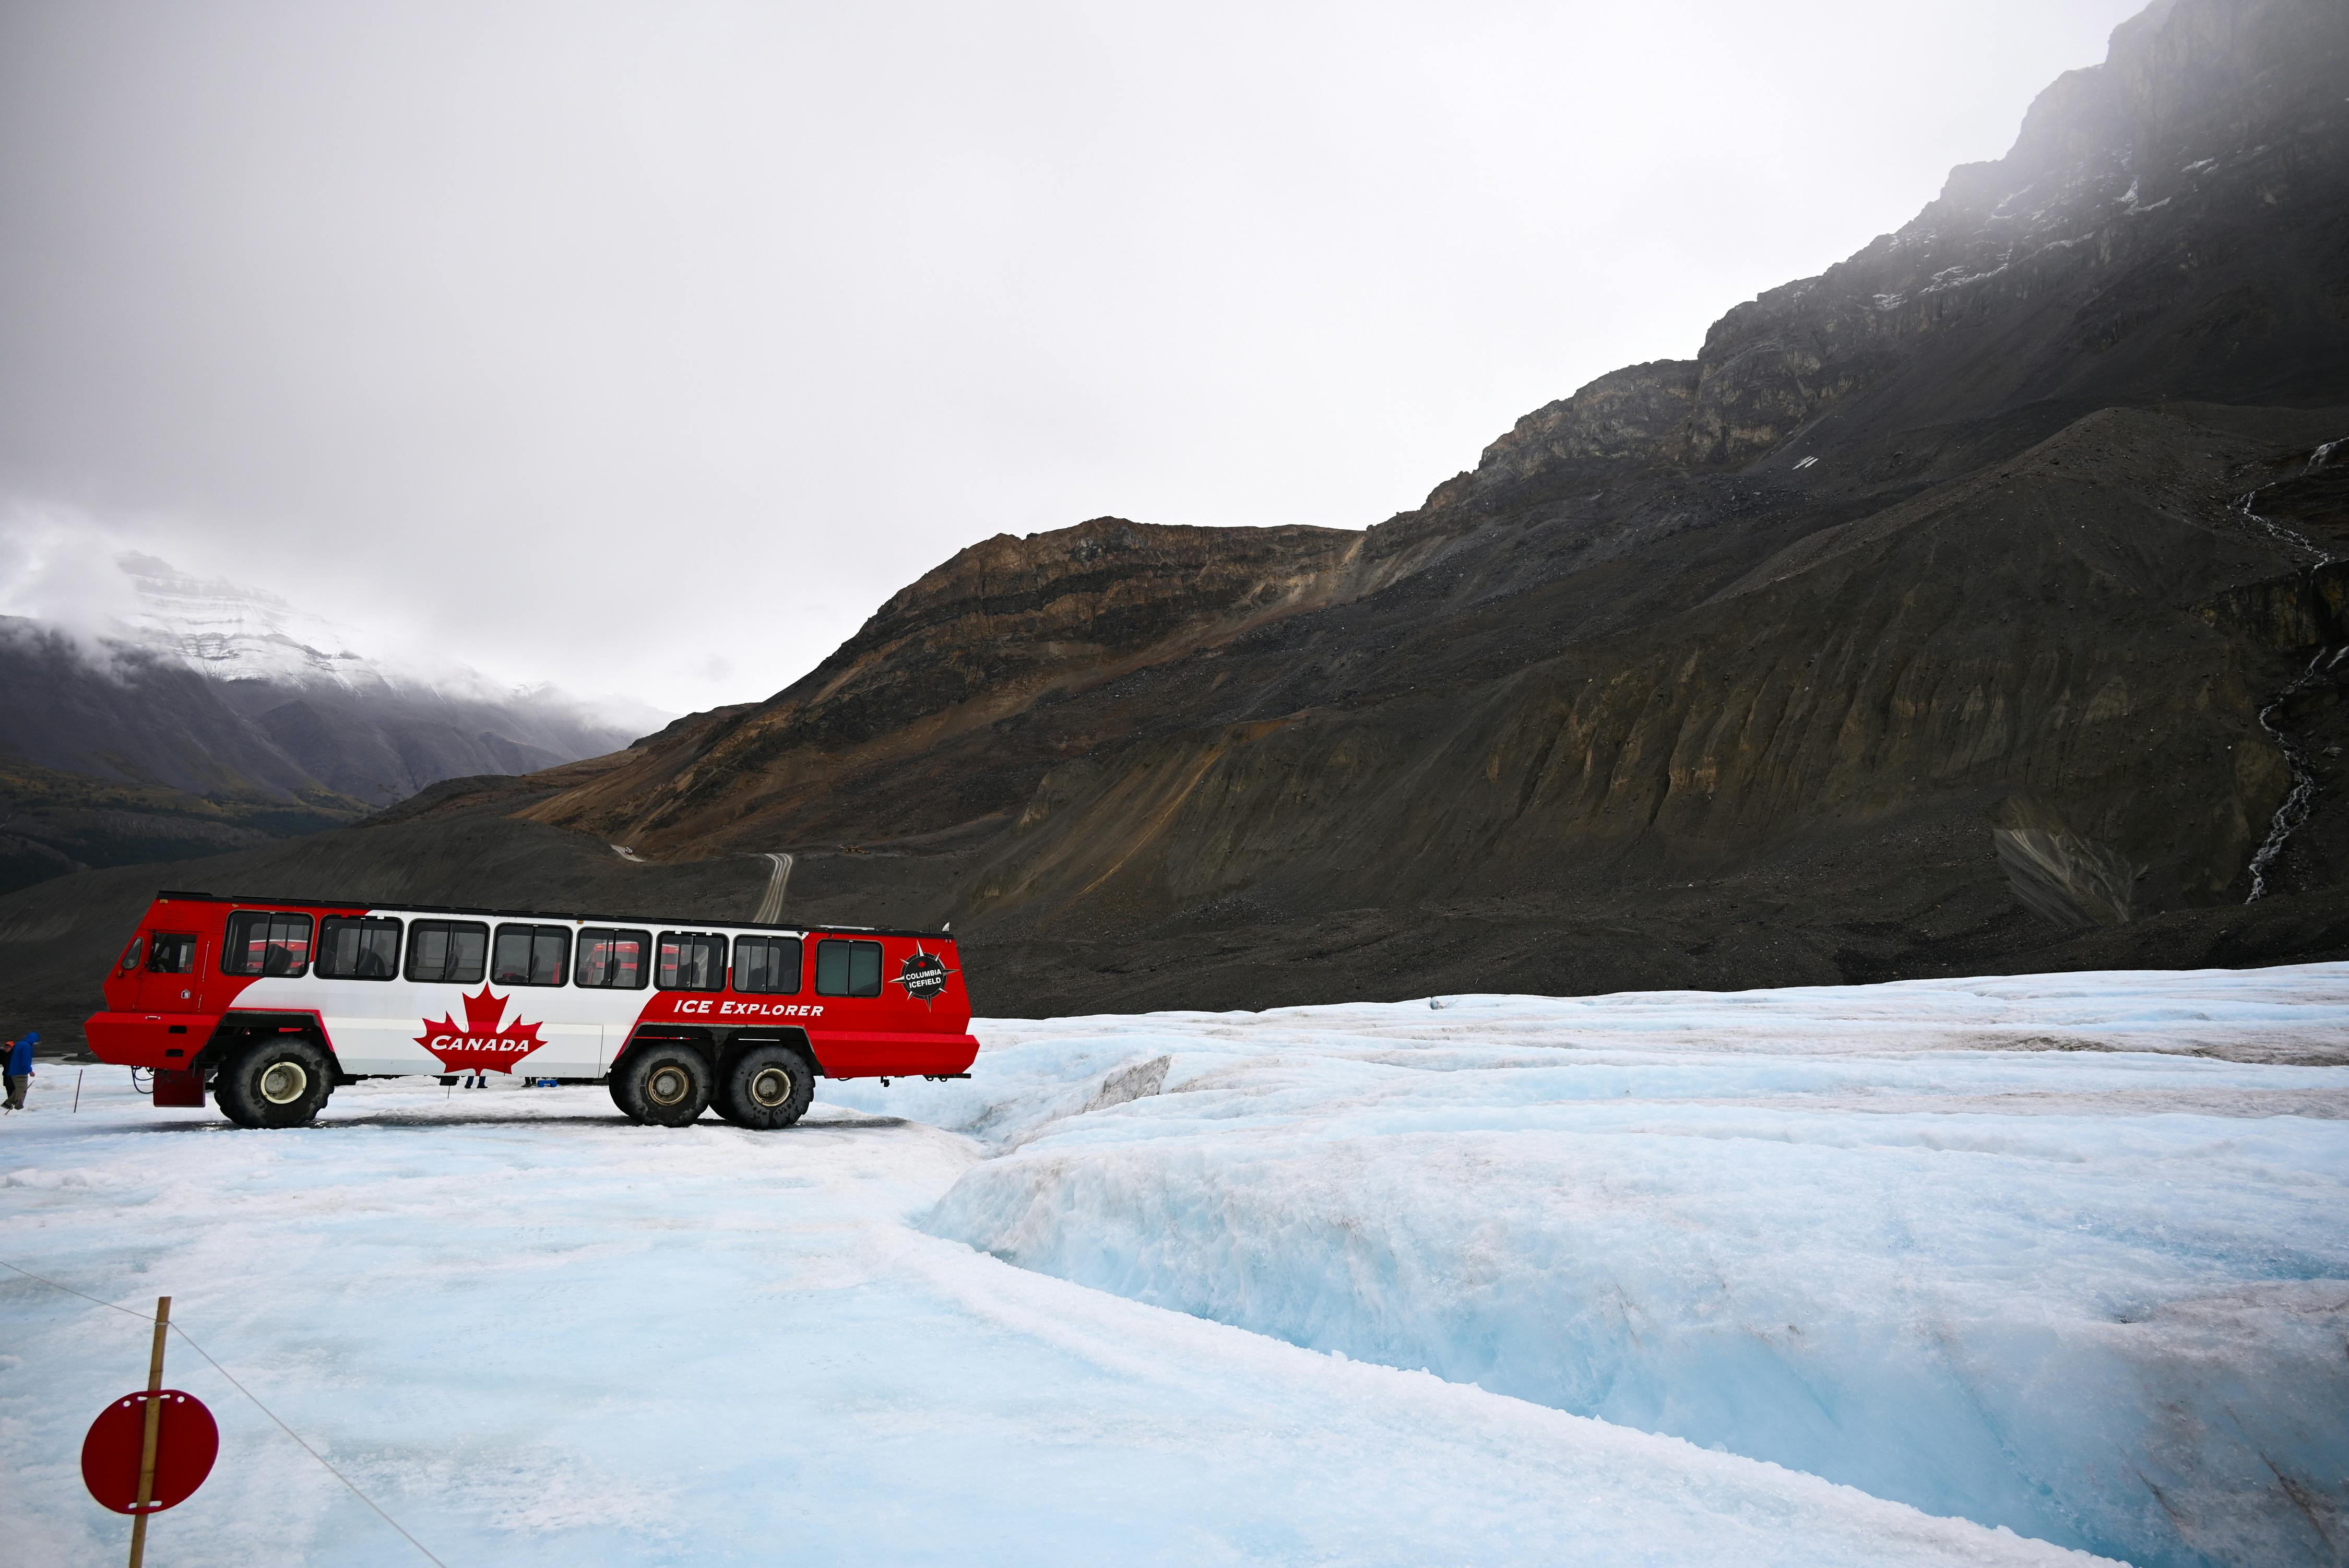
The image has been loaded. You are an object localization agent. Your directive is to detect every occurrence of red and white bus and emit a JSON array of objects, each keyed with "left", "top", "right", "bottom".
[{"left": 87, "top": 890, "right": 978, "bottom": 1130}]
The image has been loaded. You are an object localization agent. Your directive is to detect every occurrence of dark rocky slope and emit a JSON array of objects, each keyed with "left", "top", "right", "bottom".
[
  {"left": 522, "top": 518, "right": 1363, "bottom": 851},
  {"left": 7, "top": 0, "right": 2349, "bottom": 1037}
]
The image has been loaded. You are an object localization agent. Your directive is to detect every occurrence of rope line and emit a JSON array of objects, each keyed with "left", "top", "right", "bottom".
[{"left": 1, "top": 1257, "right": 452, "bottom": 1567}]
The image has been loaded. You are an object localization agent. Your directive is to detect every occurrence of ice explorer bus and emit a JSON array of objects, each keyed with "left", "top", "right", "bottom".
[{"left": 86, "top": 891, "right": 977, "bottom": 1129}]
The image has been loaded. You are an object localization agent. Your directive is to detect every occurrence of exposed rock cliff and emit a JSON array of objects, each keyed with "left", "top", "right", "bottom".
[{"left": 1427, "top": 0, "right": 2347, "bottom": 501}]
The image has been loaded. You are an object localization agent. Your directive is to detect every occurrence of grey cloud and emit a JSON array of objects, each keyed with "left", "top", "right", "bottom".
[{"left": 0, "top": 0, "right": 2150, "bottom": 712}]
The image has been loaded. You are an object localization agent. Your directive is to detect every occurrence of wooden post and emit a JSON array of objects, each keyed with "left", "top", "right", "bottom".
[{"left": 127, "top": 1295, "right": 170, "bottom": 1568}]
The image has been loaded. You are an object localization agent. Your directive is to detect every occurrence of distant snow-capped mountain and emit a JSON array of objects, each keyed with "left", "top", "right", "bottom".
[
  {"left": 0, "top": 550, "right": 669, "bottom": 893},
  {"left": 113, "top": 552, "right": 397, "bottom": 692}
]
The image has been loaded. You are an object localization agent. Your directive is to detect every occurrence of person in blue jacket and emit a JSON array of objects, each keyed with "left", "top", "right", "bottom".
[{"left": 4, "top": 1031, "right": 35, "bottom": 1109}]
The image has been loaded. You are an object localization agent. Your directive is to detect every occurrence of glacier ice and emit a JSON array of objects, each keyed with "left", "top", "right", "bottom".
[
  {"left": 8, "top": 964, "right": 2342, "bottom": 1564},
  {"left": 898, "top": 967, "right": 2349, "bottom": 1568},
  {"left": 1, "top": 1071, "right": 2115, "bottom": 1565}
]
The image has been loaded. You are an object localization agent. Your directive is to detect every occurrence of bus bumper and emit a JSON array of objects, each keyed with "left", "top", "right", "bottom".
[
  {"left": 808, "top": 1030, "right": 980, "bottom": 1078},
  {"left": 84, "top": 1011, "right": 211, "bottom": 1069}
]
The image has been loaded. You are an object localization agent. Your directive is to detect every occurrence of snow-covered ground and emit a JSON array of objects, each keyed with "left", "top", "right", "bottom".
[{"left": 6, "top": 966, "right": 2346, "bottom": 1565}]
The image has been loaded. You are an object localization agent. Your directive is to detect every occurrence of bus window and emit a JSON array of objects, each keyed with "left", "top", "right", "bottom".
[
  {"left": 147, "top": 933, "right": 199, "bottom": 974},
  {"left": 407, "top": 921, "right": 490, "bottom": 985},
  {"left": 221, "top": 911, "right": 313, "bottom": 978},
  {"left": 578, "top": 928, "right": 651, "bottom": 989},
  {"left": 317, "top": 917, "right": 401, "bottom": 980},
  {"left": 657, "top": 932, "right": 727, "bottom": 992},
  {"left": 814, "top": 939, "right": 881, "bottom": 998},
  {"left": 733, "top": 936, "right": 802, "bottom": 994},
  {"left": 493, "top": 924, "right": 571, "bottom": 987}
]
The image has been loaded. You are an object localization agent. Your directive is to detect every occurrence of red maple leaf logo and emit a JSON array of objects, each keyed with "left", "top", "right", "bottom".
[{"left": 415, "top": 985, "right": 547, "bottom": 1075}]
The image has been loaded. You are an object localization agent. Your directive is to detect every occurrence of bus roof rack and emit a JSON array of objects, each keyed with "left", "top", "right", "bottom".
[{"left": 153, "top": 890, "right": 945, "bottom": 941}]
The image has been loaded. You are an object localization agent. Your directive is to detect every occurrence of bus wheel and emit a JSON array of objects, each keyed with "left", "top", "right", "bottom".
[
  {"left": 216, "top": 1037, "right": 334, "bottom": 1129},
  {"left": 717, "top": 1045, "right": 814, "bottom": 1130},
  {"left": 614, "top": 1044, "right": 710, "bottom": 1127},
  {"left": 607, "top": 1074, "right": 645, "bottom": 1123}
]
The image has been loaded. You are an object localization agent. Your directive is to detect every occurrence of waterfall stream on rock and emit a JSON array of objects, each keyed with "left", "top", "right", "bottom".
[{"left": 2237, "top": 490, "right": 2342, "bottom": 901}]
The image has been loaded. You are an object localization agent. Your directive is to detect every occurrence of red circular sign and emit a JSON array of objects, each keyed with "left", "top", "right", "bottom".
[{"left": 81, "top": 1390, "right": 218, "bottom": 1514}]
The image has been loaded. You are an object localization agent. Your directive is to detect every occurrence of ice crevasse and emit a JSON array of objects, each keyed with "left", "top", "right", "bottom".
[{"left": 851, "top": 967, "right": 2349, "bottom": 1568}]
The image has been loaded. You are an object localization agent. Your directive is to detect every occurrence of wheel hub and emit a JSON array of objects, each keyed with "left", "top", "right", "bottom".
[
  {"left": 749, "top": 1066, "right": 793, "bottom": 1108},
  {"left": 258, "top": 1060, "right": 309, "bottom": 1105},
  {"left": 647, "top": 1065, "right": 690, "bottom": 1105}
]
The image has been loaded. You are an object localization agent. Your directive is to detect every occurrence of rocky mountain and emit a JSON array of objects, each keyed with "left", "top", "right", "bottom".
[
  {"left": 0, "top": 552, "right": 653, "bottom": 893},
  {"left": 3, "top": 0, "right": 2345, "bottom": 1040},
  {"left": 508, "top": 0, "right": 2349, "bottom": 978}
]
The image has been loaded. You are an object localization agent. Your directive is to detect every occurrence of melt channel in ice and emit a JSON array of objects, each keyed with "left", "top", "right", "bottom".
[{"left": 851, "top": 964, "right": 2349, "bottom": 1568}]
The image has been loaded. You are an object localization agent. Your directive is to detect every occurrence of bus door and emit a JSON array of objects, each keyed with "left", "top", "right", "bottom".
[
  {"left": 136, "top": 930, "right": 205, "bottom": 1014},
  {"left": 576, "top": 925, "right": 652, "bottom": 1074}
]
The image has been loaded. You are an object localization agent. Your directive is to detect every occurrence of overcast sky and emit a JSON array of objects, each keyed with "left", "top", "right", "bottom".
[{"left": 0, "top": 0, "right": 2148, "bottom": 718}]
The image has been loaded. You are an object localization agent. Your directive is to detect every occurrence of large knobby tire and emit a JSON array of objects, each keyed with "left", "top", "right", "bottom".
[
  {"left": 714, "top": 1044, "right": 815, "bottom": 1130},
  {"left": 607, "top": 1074, "right": 645, "bottom": 1124},
  {"left": 613, "top": 1043, "right": 711, "bottom": 1127},
  {"left": 215, "top": 1036, "right": 334, "bottom": 1129}
]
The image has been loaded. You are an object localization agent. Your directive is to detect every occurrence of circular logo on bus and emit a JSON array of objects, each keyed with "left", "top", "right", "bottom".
[{"left": 894, "top": 950, "right": 951, "bottom": 1005}]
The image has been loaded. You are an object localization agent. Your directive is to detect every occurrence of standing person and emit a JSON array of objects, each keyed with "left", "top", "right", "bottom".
[{"left": 4, "top": 1031, "right": 35, "bottom": 1110}]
